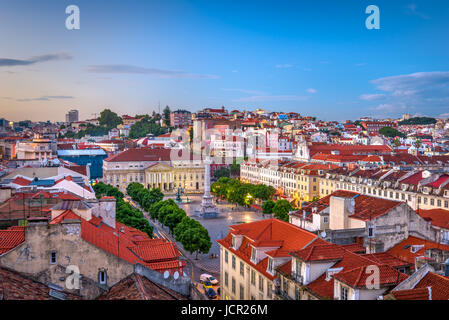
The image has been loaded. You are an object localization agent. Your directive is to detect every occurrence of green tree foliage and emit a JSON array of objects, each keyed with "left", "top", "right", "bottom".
[
  {"left": 213, "top": 167, "right": 230, "bottom": 179},
  {"left": 272, "top": 199, "right": 293, "bottom": 222},
  {"left": 262, "top": 200, "right": 275, "bottom": 215},
  {"left": 98, "top": 109, "right": 123, "bottom": 129},
  {"left": 93, "top": 182, "right": 153, "bottom": 237},
  {"left": 128, "top": 115, "right": 168, "bottom": 139},
  {"left": 127, "top": 183, "right": 212, "bottom": 258},
  {"left": 163, "top": 106, "right": 171, "bottom": 126},
  {"left": 230, "top": 161, "right": 241, "bottom": 175},
  {"left": 174, "top": 216, "right": 212, "bottom": 260},
  {"left": 379, "top": 127, "right": 406, "bottom": 138},
  {"left": 399, "top": 117, "right": 436, "bottom": 126},
  {"left": 64, "top": 124, "right": 109, "bottom": 139},
  {"left": 211, "top": 178, "right": 275, "bottom": 206}
]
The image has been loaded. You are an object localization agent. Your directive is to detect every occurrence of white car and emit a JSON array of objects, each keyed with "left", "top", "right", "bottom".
[{"left": 200, "top": 274, "right": 219, "bottom": 285}]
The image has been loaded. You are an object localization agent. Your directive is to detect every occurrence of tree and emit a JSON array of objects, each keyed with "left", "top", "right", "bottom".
[
  {"left": 98, "top": 109, "right": 123, "bottom": 129},
  {"left": 174, "top": 217, "right": 212, "bottom": 260},
  {"left": 230, "top": 161, "right": 241, "bottom": 176},
  {"left": 163, "top": 208, "right": 187, "bottom": 234},
  {"left": 163, "top": 106, "right": 171, "bottom": 126},
  {"left": 393, "top": 138, "right": 401, "bottom": 147},
  {"left": 379, "top": 127, "right": 406, "bottom": 138},
  {"left": 272, "top": 200, "right": 293, "bottom": 222},
  {"left": 414, "top": 139, "right": 422, "bottom": 149},
  {"left": 254, "top": 184, "right": 276, "bottom": 201},
  {"left": 262, "top": 200, "right": 275, "bottom": 215},
  {"left": 399, "top": 117, "right": 436, "bottom": 126},
  {"left": 213, "top": 167, "right": 230, "bottom": 179},
  {"left": 128, "top": 116, "right": 168, "bottom": 139}
]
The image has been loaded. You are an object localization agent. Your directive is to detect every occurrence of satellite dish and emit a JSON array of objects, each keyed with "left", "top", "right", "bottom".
[
  {"left": 173, "top": 271, "right": 179, "bottom": 280},
  {"left": 163, "top": 271, "right": 169, "bottom": 279},
  {"left": 320, "top": 231, "right": 327, "bottom": 238}
]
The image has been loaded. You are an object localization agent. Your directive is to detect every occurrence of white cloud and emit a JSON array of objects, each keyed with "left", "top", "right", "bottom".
[
  {"left": 362, "top": 71, "right": 449, "bottom": 116},
  {"left": 307, "top": 88, "right": 317, "bottom": 94},
  {"left": 233, "top": 95, "right": 307, "bottom": 102},
  {"left": 360, "top": 93, "right": 386, "bottom": 101},
  {"left": 275, "top": 64, "right": 293, "bottom": 69},
  {"left": 87, "top": 64, "right": 219, "bottom": 79}
]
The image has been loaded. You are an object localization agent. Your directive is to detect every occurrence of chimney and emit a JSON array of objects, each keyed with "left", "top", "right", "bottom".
[{"left": 98, "top": 196, "right": 116, "bottom": 229}]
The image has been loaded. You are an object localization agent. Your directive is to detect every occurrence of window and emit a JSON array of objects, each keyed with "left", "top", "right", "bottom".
[
  {"left": 323, "top": 216, "right": 329, "bottom": 224},
  {"left": 98, "top": 270, "right": 107, "bottom": 285},
  {"left": 225, "top": 272, "right": 229, "bottom": 287},
  {"left": 225, "top": 250, "right": 228, "bottom": 264},
  {"left": 259, "top": 275, "right": 264, "bottom": 292},
  {"left": 232, "top": 255, "right": 236, "bottom": 270},
  {"left": 232, "top": 277, "right": 236, "bottom": 294},
  {"left": 368, "top": 226, "right": 375, "bottom": 238},
  {"left": 340, "top": 286, "right": 348, "bottom": 300},
  {"left": 239, "top": 284, "right": 244, "bottom": 299},
  {"left": 50, "top": 251, "right": 57, "bottom": 264},
  {"left": 267, "top": 258, "right": 274, "bottom": 274},
  {"left": 295, "top": 287, "right": 301, "bottom": 300},
  {"left": 240, "top": 262, "right": 244, "bottom": 276},
  {"left": 251, "top": 247, "right": 256, "bottom": 262},
  {"left": 251, "top": 269, "right": 256, "bottom": 285},
  {"left": 267, "top": 282, "right": 272, "bottom": 298}
]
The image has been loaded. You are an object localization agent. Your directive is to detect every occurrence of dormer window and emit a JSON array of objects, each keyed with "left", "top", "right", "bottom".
[
  {"left": 267, "top": 257, "right": 274, "bottom": 274},
  {"left": 251, "top": 247, "right": 257, "bottom": 263},
  {"left": 232, "top": 236, "right": 236, "bottom": 249}
]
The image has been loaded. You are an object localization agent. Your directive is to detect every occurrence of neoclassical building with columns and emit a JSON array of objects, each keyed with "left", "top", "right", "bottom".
[{"left": 102, "top": 147, "right": 205, "bottom": 193}]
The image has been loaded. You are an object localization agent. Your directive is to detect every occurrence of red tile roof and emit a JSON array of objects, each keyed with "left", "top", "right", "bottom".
[
  {"left": 387, "top": 236, "right": 449, "bottom": 266},
  {"left": 413, "top": 271, "right": 449, "bottom": 300},
  {"left": 291, "top": 243, "right": 346, "bottom": 262},
  {"left": 217, "top": 218, "right": 319, "bottom": 280},
  {"left": 0, "top": 226, "right": 25, "bottom": 255},
  {"left": 97, "top": 273, "right": 187, "bottom": 300},
  {"left": 48, "top": 210, "right": 184, "bottom": 275},
  {"left": 361, "top": 252, "right": 412, "bottom": 268},
  {"left": 104, "top": 147, "right": 173, "bottom": 162},
  {"left": 291, "top": 190, "right": 402, "bottom": 222},
  {"left": 0, "top": 266, "right": 82, "bottom": 300},
  {"left": 391, "top": 287, "right": 430, "bottom": 300},
  {"left": 332, "top": 264, "right": 408, "bottom": 289},
  {"left": 417, "top": 209, "right": 449, "bottom": 230},
  {"left": 11, "top": 176, "right": 32, "bottom": 186}
]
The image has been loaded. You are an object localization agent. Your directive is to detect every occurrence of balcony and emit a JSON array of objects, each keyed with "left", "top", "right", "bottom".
[
  {"left": 290, "top": 272, "right": 303, "bottom": 285},
  {"left": 273, "top": 287, "right": 292, "bottom": 300}
]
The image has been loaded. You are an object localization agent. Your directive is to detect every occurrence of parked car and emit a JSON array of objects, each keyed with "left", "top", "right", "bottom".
[
  {"left": 200, "top": 274, "right": 219, "bottom": 285},
  {"left": 205, "top": 288, "right": 217, "bottom": 299},
  {"left": 202, "top": 280, "right": 213, "bottom": 291}
]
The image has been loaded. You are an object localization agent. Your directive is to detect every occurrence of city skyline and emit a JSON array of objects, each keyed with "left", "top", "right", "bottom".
[{"left": 1, "top": 0, "right": 449, "bottom": 122}]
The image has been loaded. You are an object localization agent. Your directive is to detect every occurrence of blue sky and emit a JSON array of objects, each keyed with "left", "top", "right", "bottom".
[{"left": 0, "top": 0, "right": 448, "bottom": 121}]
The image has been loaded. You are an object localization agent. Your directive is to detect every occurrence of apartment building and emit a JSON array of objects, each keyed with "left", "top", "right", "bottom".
[
  {"left": 241, "top": 159, "right": 335, "bottom": 205},
  {"left": 170, "top": 110, "right": 192, "bottom": 128},
  {"left": 275, "top": 242, "right": 409, "bottom": 300},
  {"left": 217, "top": 218, "right": 322, "bottom": 300},
  {"left": 319, "top": 167, "right": 449, "bottom": 211},
  {"left": 289, "top": 190, "right": 438, "bottom": 253},
  {"left": 102, "top": 147, "right": 205, "bottom": 193}
]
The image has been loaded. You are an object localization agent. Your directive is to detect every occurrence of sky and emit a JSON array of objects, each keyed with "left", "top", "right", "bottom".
[{"left": 0, "top": 0, "right": 449, "bottom": 122}]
